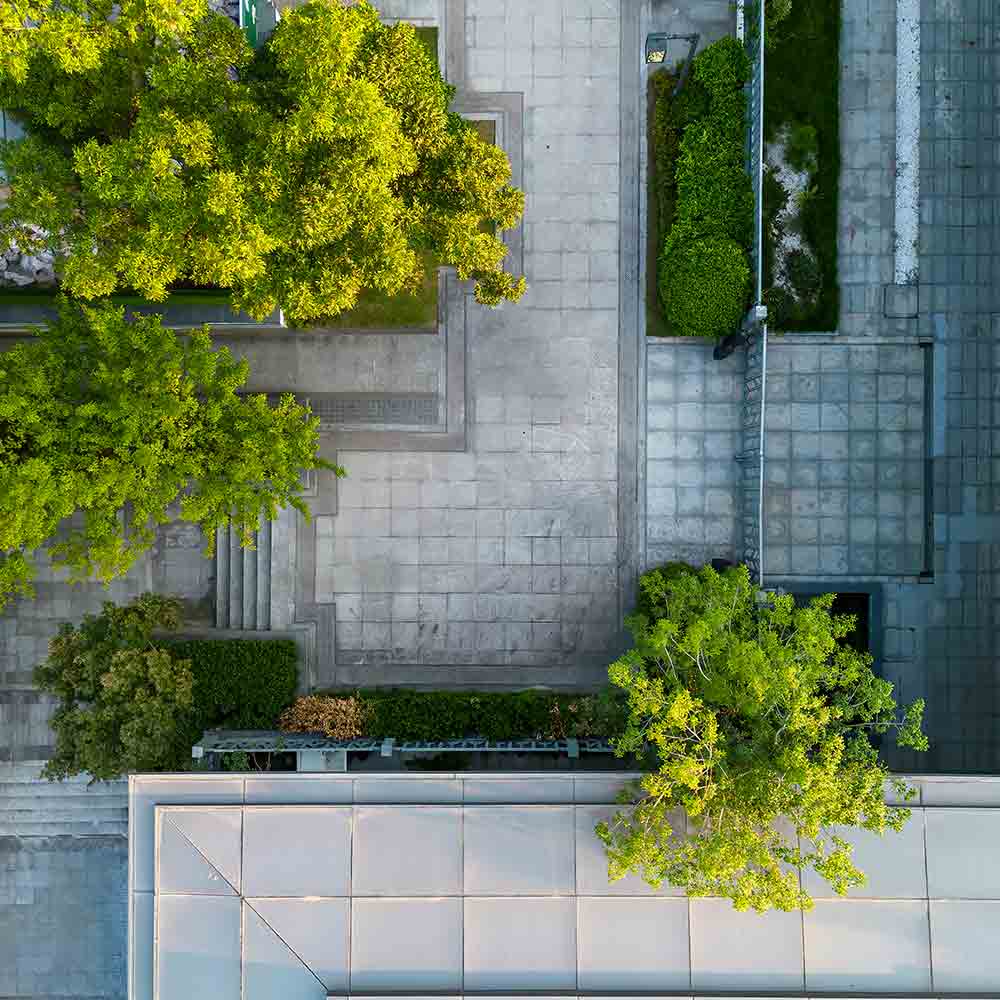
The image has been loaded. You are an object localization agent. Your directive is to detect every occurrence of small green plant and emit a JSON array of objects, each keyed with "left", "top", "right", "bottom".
[
  {"left": 786, "top": 122, "right": 819, "bottom": 173},
  {"left": 795, "top": 183, "right": 819, "bottom": 212},
  {"left": 765, "top": 0, "right": 793, "bottom": 48}
]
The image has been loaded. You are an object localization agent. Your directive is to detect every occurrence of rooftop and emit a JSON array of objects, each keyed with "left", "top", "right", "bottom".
[{"left": 130, "top": 771, "right": 1000, "bottom": 999}]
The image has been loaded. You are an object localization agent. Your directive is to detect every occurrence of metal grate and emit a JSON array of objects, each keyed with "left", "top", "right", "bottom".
[{"left": 252, "top": 392, "right": 439, "bottom": 426}]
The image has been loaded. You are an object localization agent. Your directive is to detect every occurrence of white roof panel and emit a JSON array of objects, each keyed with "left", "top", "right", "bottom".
[{"left": 127, "top": 772, "right": 1000, "bottom": 999}]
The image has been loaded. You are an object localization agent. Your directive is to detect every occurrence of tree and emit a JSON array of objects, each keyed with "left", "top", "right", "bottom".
[
  {"left": 0, "top": 0, "right": 525, "bottom": 324},
  {"left": 599, "top": 563, "right": 928, "bottom": 912},
  {"left": 34, "top": 594, "right": 194, "bottom": 780},
  {"left": 0, "top": 299, "right": 340, "bottom": 607}
]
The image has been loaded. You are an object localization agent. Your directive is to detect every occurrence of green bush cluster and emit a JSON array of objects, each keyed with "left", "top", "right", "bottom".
[
  {"left": 655, "top": 37, "right": 753, "bottom": 338},
  {"left": 34, "top": 595, "right": 299, "bottom": 780},
  {"left": 168, "top": 638, "right": 299, "bottom": 742},
  {"left": 318, "top": 688, "right": 627, "bottom": 742}
]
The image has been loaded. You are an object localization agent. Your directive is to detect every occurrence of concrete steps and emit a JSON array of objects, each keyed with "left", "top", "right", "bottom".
[
  {"left": 0, "top": 767, "right": 128, "bottom": 837},
  {"left": 214, "top": 519, "right": 272, "bottom": 630}
]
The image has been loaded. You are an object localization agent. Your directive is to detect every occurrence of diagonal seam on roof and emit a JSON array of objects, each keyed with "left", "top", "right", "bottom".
[
  {"left": 244, "top": 897, "right": 329, "bottom": 991},
  {"left": 163, "top": 812, "right": 241, "bottom": 896}
]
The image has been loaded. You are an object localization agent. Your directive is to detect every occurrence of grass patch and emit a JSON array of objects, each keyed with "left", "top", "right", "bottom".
[{"left": 763, "top": 0, "right": 840, "bottom": 330}]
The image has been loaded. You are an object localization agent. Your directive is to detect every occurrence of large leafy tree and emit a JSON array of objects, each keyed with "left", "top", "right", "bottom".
[
  {"left": 600, "top": 563, "right": 928, "bottom": 912},
  {"left": 34, "top": 593, "right": 195, "bottom": 780},
  {"left": 0, "top": 299, "right": 339, "bottom": 607},
  {"left": 0, "top": 0, "right": 525, "bottom": 323}
]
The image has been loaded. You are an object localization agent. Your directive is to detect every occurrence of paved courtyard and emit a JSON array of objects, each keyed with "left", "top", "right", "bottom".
[{"left": 1, "top": 0, "right": 999, "bottom": 989}]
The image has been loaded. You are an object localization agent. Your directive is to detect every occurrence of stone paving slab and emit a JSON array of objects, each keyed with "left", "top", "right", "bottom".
[
  {"left": 645, "top": 342, "right": 743, "bottom": 571},
  {"left": 311, "top": 0, "right": 629, "bottom": 684},
  {"left": 0, "top": 835, "right": 127, "bottom": 998},
  {"left": 764, "top": 341, "right": 926, "bottom": 577}
]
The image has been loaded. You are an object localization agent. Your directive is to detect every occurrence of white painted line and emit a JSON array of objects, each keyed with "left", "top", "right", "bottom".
[{"left": 894, "top": 0, "right": 921, "bottom": 284}]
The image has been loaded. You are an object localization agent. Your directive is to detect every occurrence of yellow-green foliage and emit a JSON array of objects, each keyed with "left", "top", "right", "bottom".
[
  {"left": 0, "top": 0, "right": 525, "bottom": 324},
  {"left": 600, "top": 563, "right": 928, "bottom": 912},
  {"left": 0, "top": 299, "right": 340, "bottom": 606}
]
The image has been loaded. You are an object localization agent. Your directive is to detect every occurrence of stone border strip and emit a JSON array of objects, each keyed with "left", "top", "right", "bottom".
[
  {"left": 618, "top": 0, "right": 643, "bottom": 624},
  {"left": 893, "top": 0, "right": 920, "bottom": 286}
]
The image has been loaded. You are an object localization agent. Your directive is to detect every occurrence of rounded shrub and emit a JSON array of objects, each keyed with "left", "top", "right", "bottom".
[{"left": 659, "top": 235, "right": 750, "bottom": 338}]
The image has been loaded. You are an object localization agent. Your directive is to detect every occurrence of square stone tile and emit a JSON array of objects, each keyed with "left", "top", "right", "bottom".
[
  {"left": 242, "top": 807, "right": 351, "bottom": 897},
  {"left": 130, "top": 777, "right": 243, "bottom": 892},
  {"left": 464, "top": 898, "right": 576, "bottom": 990},
  {"left": 246, "top": 898, "right": 348, "bottom": 993},
  {"left": 930, "top": 900, "right": 1000, "bottom": 991},
  {"left": 243, "top": 900, "right": 331, "bottom": 1000},
  {"left": 156, "top": 895, "right": 241, "bottom": 1000},
  {"left": 926, "top": 809, "right": 1000, "bottom": 897},
  {"left": 464, "top": 806, "right": 574, "bottom": 894},
  {"left": 690, "top": 898, "right": 803, "bottom": 990},
  {"left": 803, "top": 900, "right": 930, "bottom": 991},
  {"left": 578, "top": 898, "right": 689, "bottom": 990},
  {"left": 351, "top": 899, "right": 462, "bottom": 992},
  {"left": 352, "top": 807, "right": 461, "bottom": 895},
  {"left": 156, "top": 809, "right": 240, "bottom": 896}
]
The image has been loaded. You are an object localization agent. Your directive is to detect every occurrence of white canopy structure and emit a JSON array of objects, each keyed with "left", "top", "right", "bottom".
[{"left": 129, "top": 771, "right": 1000, "bottom": 999}]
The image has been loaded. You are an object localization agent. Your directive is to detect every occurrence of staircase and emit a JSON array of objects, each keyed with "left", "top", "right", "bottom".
[
  {"left": 0, "top": 764, "right": 128, "bottom": 838},
  {"left": 214, "top": 520, "right": 272, "bottom": 630}
]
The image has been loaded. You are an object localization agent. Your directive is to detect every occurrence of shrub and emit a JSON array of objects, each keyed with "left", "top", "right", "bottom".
[
  {"left": 600, "top": 563, "right": 929, "bottom": 912},
  {"left": 653, "top": 37, "right": 753, "bottom": 337},
  {"left": 659, "top": 235, "right": 749, "bottom": 339},
  {"left": 692, "top": 35, "right": 750, "bottom": 98},
  {"left": 34, "top": 595, "right": 300, "bottom": 779},
  {"left": 786, "top": 121, "right": 819, "bottom": 173},
  {"left": 35, "top": 595, "right": 194, "bottom": 780},
  {"left": 672, "top": 119, "right": 754, "bottom": 248},
  {"left": 292, "top": 689, "right": 628, "bottom": 742},
  {"left": 168, "top": 638, "right": 299, "bottom": 740},
  {"left": 280, "top": 694, "right": 370, "bottom": 740}
]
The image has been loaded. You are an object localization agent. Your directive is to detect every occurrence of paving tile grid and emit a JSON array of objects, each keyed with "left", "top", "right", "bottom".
[{"left": 763, "top": 342, "right": 926, "bottom": 577}]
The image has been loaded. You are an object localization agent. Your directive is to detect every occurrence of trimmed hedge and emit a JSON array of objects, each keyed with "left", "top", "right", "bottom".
[
  {"left": 659, "top": 235, "right": 749, "bottom": 341},
  {"left": 167, "top": 638, "right": 299, "bottom": 746},
  {"left": 296, "top": 688, "right": 628, "bottom": 742},
  {"left": 654, "top": 37, "right": 753, "bottom": 338}
]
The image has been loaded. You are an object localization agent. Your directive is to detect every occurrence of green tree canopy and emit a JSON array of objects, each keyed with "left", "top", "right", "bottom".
[
  {"left": 600, "top": 563, "right": 928, "bottom": 912},
  {"left": 0, "top": 0, "right": 525, "bottom": 324},
  {"left": 0, "top": 299, "right": 339, "bottom": 607},
  {"left": 34, "top": 593, "right": 195, "bottom": 781}
]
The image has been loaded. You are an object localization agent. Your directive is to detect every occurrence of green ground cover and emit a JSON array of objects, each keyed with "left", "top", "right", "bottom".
[{"left": 762, "top": 0, "right": 841, "bottom": 330}]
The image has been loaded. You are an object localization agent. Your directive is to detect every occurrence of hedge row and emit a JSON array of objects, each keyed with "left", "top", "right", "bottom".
[
  {"left": 280, "top": 688, "right": 627, "bottom": 742},
  {"left": 654, "top": 37, "right": 753, "bottom": 338},
  {"left": 168, "top": 638, "right": 299, "bottom": 747}
]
